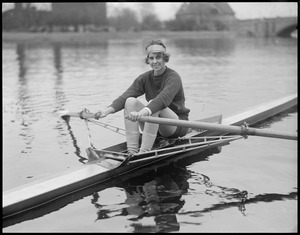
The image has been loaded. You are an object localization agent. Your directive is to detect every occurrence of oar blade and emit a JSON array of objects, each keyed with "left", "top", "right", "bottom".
[
  {"left": 58, "top": 110, "right": 83, "bottom": 121},
  {"left": 58, "top": 110, "right": 71, "bottom": 121}
]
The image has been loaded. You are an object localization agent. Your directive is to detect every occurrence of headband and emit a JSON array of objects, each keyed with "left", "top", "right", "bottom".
[{"left": 146, "top": 45, "right": 166, "bottom": 54}]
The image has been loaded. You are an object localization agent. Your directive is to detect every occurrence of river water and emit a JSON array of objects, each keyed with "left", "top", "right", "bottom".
[{"left": 2, "top": 33, "right": 297, "bottom": 232}]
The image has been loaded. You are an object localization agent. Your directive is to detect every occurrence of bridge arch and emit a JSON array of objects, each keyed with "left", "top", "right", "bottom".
[
  {"left": 277, "top": 24, "right": 297, "bottom": 37},
  {"left": 237, "top": 17, "right": 297, "bottom": 38}
]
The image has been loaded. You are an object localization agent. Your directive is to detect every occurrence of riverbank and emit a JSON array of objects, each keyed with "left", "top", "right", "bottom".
[{"left": 2, "top": 31, "right": 236, "bottom": 45}]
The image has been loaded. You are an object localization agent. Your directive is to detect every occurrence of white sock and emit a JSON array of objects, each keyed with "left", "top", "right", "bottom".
[{"left": 126, "top": 131, "right": 140, "bottom": 154}]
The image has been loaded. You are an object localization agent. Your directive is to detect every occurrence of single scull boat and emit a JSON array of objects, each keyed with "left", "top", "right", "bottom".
[{"left": 3, "top": 93, "right": 297, "bottom": 220}]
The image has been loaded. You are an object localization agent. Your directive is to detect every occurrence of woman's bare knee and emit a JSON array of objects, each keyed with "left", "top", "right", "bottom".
[
  {"left": 125, "top": 97, "right": 138, "bottom": 107},
  {"left": 124, "top": 98, "right": 145, "bottom": 114}
]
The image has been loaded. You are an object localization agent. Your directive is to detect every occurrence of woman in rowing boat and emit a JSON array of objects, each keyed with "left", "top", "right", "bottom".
[{"left": 90, "top": 39, "right": 190, "bottom": 154}]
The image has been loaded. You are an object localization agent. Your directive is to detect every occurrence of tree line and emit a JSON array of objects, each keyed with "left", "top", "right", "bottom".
[{"left": 3, "top": 4, "right": 229, "bottom": 32}]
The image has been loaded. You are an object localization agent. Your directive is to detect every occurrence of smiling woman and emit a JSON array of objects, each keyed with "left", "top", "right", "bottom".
[{"left": 80, "top": 39, "right": 190, "bottom": 155}]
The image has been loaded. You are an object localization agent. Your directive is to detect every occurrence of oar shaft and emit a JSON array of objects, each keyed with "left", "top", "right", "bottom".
[
  {"left": 249, "top": 128, "right": 297, "bottom": 140},
  {"left": 138, "top": 116, "right": 297, "bottom": 141}
]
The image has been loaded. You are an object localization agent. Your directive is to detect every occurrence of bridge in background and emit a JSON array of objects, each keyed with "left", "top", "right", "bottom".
[{"left": 236, "top": 16, "right": 297, "bottom": 37}]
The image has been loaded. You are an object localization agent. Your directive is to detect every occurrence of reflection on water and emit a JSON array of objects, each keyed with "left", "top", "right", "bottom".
[
  {"left": 16, "top": 43, "right": 27, "bottom": 80},
  {"left": 2, "top": 35, "right": 297, "bottom": 232},
  {"left": 91, "top": 165, "right": 189, "bottom": 233},
  {"left": 53, "top": 42, "right": 63, "bottom": 76},
  {"left": 61, "top": 119, "right": 87, "bottom": 164},
  {"left": 172, "top": 37, "right": 236, "bottom": 57}
]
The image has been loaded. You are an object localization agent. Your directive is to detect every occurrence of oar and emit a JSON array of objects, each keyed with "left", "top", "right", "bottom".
[
  {"left": 137, "top": 116, "right": 297, "bottom": 141},
  {"left": 59, "top": 110, "right": 297, "bottom": 140}
]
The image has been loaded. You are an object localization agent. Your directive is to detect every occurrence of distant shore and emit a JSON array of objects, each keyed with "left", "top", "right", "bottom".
[{"left": 2, "top": 31, "right": 236, "bottom": 44}]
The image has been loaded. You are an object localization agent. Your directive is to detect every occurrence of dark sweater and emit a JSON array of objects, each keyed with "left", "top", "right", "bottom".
[{"left": 110, "top": 67, "right": 190, "bottom": 119}]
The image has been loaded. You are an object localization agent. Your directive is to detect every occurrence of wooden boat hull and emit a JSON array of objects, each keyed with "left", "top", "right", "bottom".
[{"left": 3, "top": 93, "right": 297, "bottom": 219}]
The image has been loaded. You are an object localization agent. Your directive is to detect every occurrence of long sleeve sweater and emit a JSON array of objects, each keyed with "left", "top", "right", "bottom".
[{"left": 109, "top": 67, "right": 190, "bottom": 119}]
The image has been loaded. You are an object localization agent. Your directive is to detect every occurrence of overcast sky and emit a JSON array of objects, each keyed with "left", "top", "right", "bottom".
[
  {"left": 2, "top": 2, "right": 298, "bottom": 20},
  {"left": 111, "top": 2, "right": 297, "bottom": 20}
]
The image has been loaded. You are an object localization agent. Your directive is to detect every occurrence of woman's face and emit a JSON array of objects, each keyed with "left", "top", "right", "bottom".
[{"left": 148, "top": 52, "right": 166, "bottom": 72}]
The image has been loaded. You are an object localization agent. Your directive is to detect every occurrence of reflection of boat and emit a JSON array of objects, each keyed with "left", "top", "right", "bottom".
[
  {"left": 3, "top": 93, "right": 297, "bottom": 221},
  {"left": 92, "top": 164, "right": 190, "bottom": 232}
]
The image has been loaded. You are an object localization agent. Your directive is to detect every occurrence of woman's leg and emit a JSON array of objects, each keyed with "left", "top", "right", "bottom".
[
  {"left": 124, "top": 97, "right": 144, "bottom": 154},
  {"left": 139, "top": 112, "right": 159, "bottom": 153},
  {"left": 124, "top": 98, "right": 180, "bottom": 154},
  {"left": 158, "top": 108, "right": 179, "bottom": 137},
  {"left": 139, "top": 108, "right": 178, "bottom": 153}
]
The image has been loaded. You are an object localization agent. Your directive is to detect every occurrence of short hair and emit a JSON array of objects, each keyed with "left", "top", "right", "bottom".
[{"left": 145, "top": 40, "right": 170, "bottom": 64}]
